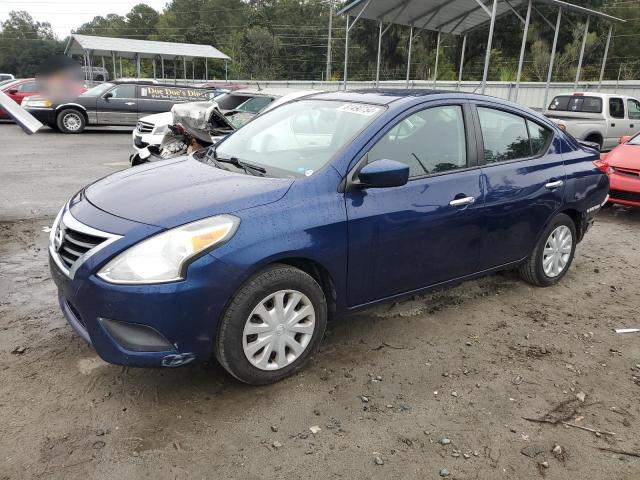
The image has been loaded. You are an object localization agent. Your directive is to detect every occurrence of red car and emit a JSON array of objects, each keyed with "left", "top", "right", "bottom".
[
  {"left": 598, "top": 134, "right": 640, "bottom": 207},
  {"left": 0, "top": 78, "right": 39, "bottom": 118}
]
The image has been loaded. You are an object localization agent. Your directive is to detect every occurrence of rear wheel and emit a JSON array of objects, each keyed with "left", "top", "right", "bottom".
[
  {"left": 215, "top": 264, "right": 327, "bottom": 385},
  {"left": 57, "top": 109, "right": 86, "bottom": 134},
  {"left": 519, "top": 213, "right": 576, "bottom": 287}
]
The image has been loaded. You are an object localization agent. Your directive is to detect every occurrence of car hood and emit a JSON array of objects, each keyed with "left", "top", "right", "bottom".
[
  {"left": 606, "top": 144, "right": 640, "bottom": 169},
  {"left": 139, "top": 111, "right": 173, "bottom": 126},
  {"left": 85, "top": 157, "right": 294, "bottom": 228}
]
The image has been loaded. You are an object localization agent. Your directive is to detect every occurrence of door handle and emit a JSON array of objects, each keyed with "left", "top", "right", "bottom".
[
  {"left": 449, "top": 196, "right": 475, "bottom": 207},
  {"left": 124, "top": 102, "right": 135, "bottom": 106},
  {"left": 545, "top": 180, "right": 564, "bottom": 190}
]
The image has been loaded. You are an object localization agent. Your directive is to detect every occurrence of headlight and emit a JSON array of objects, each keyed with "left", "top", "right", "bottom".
[
  {"left": 153, "top": 124, "right": 170, "bottom": 135},
  {"left": 23, "top": 99, "right": 52, "bottom": 108},
  {"left": 97, "top": 215, "right": 239, "bottom": 284}
]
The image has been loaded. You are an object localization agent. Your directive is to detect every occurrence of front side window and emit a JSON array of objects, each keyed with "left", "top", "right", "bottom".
[
  {"left": 109, "top": 85, "right": 136, "bottom": 99},
  {"left": 609, "top": 97, "right": 625, "bottom": 119},
  {"left": 17, "top": 82, "right": 38, "bottom": 92},
  {"left": 213, "top": 100, "right": 384, "bottom": 177},
  {"left": 627, "top": 99, "right": 640, "bottom": 120},
  {"left": 367, "top": 105, "right": 467, "bottom": 178},
  {"left": 478, "top": 108, "right": 531, "bottom": 163}
]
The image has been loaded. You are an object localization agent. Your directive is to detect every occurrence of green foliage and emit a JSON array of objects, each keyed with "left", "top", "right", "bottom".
[{"left": 1, "top": 0, "right": 639, "bottom": 82}]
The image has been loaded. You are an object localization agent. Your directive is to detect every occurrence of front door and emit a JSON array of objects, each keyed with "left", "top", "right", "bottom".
[
  {"left": 345, "top": 103, "right": 484, "bottom": 306},
  {"left": 605, "top": 97, "right": 629, "bottom": 149},
  {"left": 96, "top": 84, "right": 138, "bottom": 125},
  {"left": 473, "top": 103, "right": 565, "bottom": 269}
]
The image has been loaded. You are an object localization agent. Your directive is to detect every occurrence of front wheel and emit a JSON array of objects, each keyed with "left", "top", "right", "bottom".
[
  {"left": 519, "top": 213, "right": 577, "bottom": 287},
  {"left": 56, "top": 109, "right": 86, "bottom": 134},
  {"left": 215, "top": 264, "right": 327, "bottom": 385}
]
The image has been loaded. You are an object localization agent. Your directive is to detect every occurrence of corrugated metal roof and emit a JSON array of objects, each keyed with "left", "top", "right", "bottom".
[
  {"left": 64, "top": 34, "right": 230, "bottom": 60},
  {"left": 338, "top": 0, "right": 624, "bottom": 36}
]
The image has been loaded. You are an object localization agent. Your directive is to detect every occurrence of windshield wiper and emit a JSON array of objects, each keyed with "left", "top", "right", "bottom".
[
  {"left": 216, "top": 155, "right": 267, "bottom": 176},
  {"left": 201, "top": 145, "right": 230, "bottom": 171}
]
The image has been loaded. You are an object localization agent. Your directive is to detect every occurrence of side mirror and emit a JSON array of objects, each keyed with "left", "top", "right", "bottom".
[
  {"left": 356, "top": 159, "right": 409, "bottom": 189},
  {"left": 103, "top": 92, "right": 113, "bottom": 100},
  {"left": 619, "top": 135, "right": 632, "bottom": 145}
]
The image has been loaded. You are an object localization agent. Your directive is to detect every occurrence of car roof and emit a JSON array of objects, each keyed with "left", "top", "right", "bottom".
[
  {"left": 304, "top": 89, "right": 453, "bottom": 105},
  {"left": 553, "top": 92, "right": 634, "bottom": 99},
  {"left": 110, "top": 79, "right": 212, "bottom": 89}
]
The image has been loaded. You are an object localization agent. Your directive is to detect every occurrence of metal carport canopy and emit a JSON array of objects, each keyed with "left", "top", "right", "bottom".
[
  {"left": 338, "top": 0, "right": 625, "bottom": 100},
  {"left": 64, "top": 34, "right": 230, "bottom": 61},
  {"left": 338, "top": 0, "right": 623, "bottom": 36}
]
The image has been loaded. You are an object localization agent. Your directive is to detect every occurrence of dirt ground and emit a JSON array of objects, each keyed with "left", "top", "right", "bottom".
[{"left": 0, "top": 204, "right": 638, "bottom": 480}]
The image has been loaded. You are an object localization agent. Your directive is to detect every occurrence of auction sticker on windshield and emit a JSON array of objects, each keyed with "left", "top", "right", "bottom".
[
  {"left": 140, "top": 86, "right": 211, "bottom": 101},
  {"left": 337, "top": 103, "right": 382, "bottom": 116}
]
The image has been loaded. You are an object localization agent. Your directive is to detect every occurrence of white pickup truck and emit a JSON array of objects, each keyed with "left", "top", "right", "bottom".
[{"left": 544, "top": 92, "right": 640, "bottom": 150}]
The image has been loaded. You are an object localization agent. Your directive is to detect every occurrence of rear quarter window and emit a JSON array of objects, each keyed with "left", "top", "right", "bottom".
[{"left": 548, "top": 95, "right": 602, "bottom": 113}]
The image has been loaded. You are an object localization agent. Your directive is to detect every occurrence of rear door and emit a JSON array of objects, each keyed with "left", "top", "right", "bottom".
[
  {"left": 605, "top": 97, "right": 628, "bottom": 149},
  {"left": 473, "top": 103, "right": 564, "bottom": 269},
  {"left": 96, "top": 84, "right": 137, "bottom": 125},
  {"left": 345, "top": 102, "right": 484, "bottom": 306}
]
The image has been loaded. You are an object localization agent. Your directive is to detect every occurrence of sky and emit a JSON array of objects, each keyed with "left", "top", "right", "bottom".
[{"left": 0, "top": 0, "right": 170, "bottom": 39}]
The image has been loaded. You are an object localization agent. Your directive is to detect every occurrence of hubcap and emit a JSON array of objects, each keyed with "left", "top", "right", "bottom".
[
  {"left": 542, "top": 225, "right": 572, "bottom": 278},
  {"left": 242, "top": 290, "right": 315, "bottom": 371},
  {"left": 63, "top": 113, "right": 81, "bottom": 131}
]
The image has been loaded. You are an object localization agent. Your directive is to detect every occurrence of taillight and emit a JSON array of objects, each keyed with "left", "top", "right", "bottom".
[{"left": 593, "top": 159, "right": 613, "bottom": 174}]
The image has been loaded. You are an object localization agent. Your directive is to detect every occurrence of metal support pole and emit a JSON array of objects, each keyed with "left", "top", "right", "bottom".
[
  {"left": 514, "top": 0, "right": 532, "bottom": 103},
  {"left": 101, "top": 56, "right": 105, "bottom": 77},
  {"left": 225, "top": 60, "right": 228, "bottom": 81},
  {"left": 136, "top": 54, "right": 141, "bottom": 79},
  {"left": 406, "top": 25, "right": 414, "bottom": 88},
  {"left": 87, "top": 50, "right": 92, "bottom": 85},
  {"left": 174, "top": 58, "right": 177, "bottom": 83},
  {"left": 112, "top": 52, "right": 116, "bottom": 80},
  {"left": 343, "top": 15, "right": 350, "bottom": 90},
  {"left": 375, "top": 20, "right": 383, "bottom": 87},
  {"left": 119, "top": 57, "right": 122, "bottom": 78},
  {"left": 192, "top": 60, "right": 195, "bottom": 81},
  {"left": 326, "top": 0, "right": 333, "bottom": 81},
  {"left": 161, "top": 57, "right": 165, "bottom": 79},
  {"left": 152, "top": 58, "right": 156, "bottom": 79},
  {"left": 598, "top": 24, "right": 613, "bottom": 91},
  {"left": 543, "top": 7, "right": 562, "bottom": 109},
  {"left": 481, "top": 0, "right": 498, "bottom": 94},
  {"left": 458, "top": 34, "right": 467, "bottom": 91},
  {"left": 205, "top": 58, "right": 208, "bottom": 81},
  {"left": 433, "top": 30, "right": 441, "bottom": 87},
  {"left": 575, "top": 16, "right": 590, "bottom": 88},
  {"left": 83, "top": 50, "right": 88, "bottom": 82},
  {"left": 183, "top": 57, "right": 187, "bottom": 82}
]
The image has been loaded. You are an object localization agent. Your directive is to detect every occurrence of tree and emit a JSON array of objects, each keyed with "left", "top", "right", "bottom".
[{"left": 0, "top": 11, "right": 63, "bottom": 76}]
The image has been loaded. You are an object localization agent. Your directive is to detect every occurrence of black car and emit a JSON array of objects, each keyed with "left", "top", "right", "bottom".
[{"left": 22, "top": 80, "right": 217, "bottom": 133}]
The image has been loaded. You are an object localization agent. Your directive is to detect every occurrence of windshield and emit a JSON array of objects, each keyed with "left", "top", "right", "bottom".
[
  {"left": 81, "top": 82, "right": 114, "bottom": 97},
  {"left": 213, "top": 99, "right": 385, "bottom": 177},
  {"left": 548, "top": 95, "right": 602, "bottom": 113},
  {"left": 627, "top": 134, "right": 640, "bottom": 145}
]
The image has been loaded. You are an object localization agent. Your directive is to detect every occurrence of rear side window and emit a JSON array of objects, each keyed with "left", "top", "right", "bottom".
[
  {"left": 548, "top": 95, "right": 602, "bottom": 113},
  {"left": 17, "top": 82, "right": 38, "bottom": 92},
  {"left": 368, "top": 105, "right": 467, "bottom": 178},
  {"left": 528, "top": 120, "right": 553, "bottom": 155},
  {"left": 478, "top": 107, "right": 552, "bottom": 163},
  {"left": 110, "top": 84, "right": 136, "bottom": 99},
  {"left": 609, "top": 97, "right": 625, "bottom": 119},
  {"left": 627, "top": 99, "right": 640, "bottom": 120}
]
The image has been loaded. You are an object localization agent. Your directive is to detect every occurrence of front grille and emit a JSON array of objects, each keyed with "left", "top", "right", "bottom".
[
  {"left": 613, "top": 167, "right": 640, "bottom": 178},
  {"left": 55, "top": 219, "right": 107, "bottom": 270},
  {"left": 136, "top": 121, "right": 154, "bottom": 133},
  {"left": 610, "top": 189, "right": 640, "bottom": 203}
]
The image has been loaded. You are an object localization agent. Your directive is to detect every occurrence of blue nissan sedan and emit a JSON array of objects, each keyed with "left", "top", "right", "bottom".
[{"left": 49, "top": 90, "right": 609, "bottom": 384}]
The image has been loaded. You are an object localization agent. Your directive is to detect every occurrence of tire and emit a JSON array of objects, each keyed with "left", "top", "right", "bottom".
[
  {"left": 56, "top": 109, "right": 86, "bottom": 134},
  {"left": 519, "top": 213, "right": 577, "bottom": 287},
  {"left": 215, "top": 264, "right": 327, "bottom": 385}
]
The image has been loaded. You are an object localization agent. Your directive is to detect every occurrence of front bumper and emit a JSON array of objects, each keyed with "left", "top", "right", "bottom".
[
  {"left": 49, "top": 198, "right": 243, "bottom": 368},
  {"left": 24, "top": 107, "right": 57, "bottom": 125},
  {"left": 132, "top": 128, "right": 164, "bottom": 152},
  {"left": 608, "top": 172, "right": 640, "bottom": 207}
]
